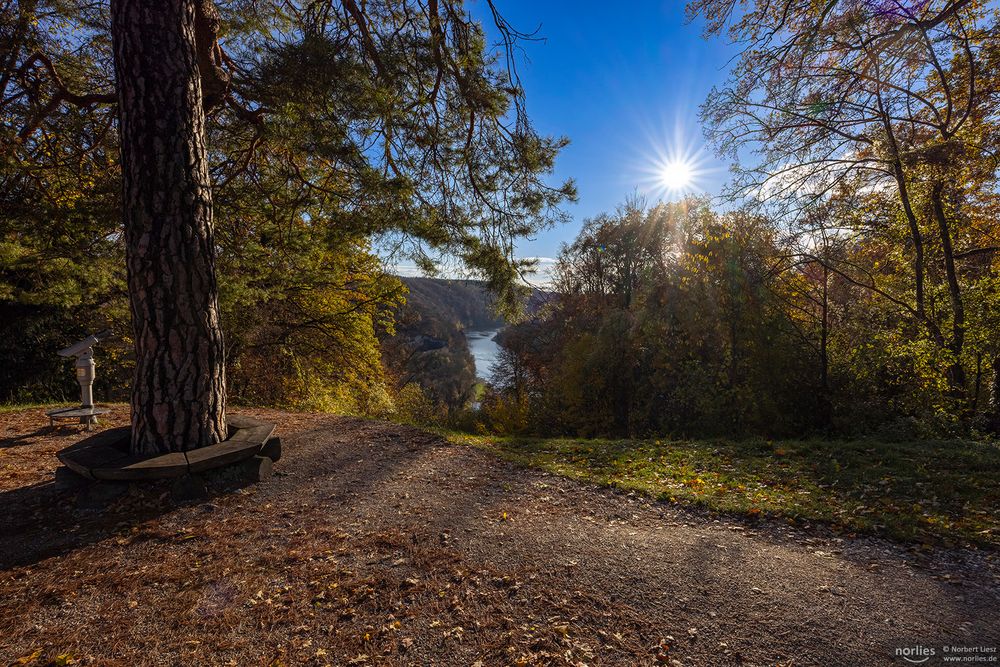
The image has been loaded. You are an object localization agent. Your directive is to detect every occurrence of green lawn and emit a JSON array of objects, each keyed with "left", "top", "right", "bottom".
[
  {"left": 446, "top": 432, "right": 1000, "bottom": 548},
  {"left": 0, "top": 402, "right": 65, "bottom": 413}
]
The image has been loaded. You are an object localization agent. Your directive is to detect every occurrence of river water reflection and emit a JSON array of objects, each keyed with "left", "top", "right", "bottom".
[{"left": 464, "top": 328, "right": 503, "bottom": 381}]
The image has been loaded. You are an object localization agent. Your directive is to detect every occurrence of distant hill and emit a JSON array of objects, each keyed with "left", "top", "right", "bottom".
[{"left": 399, "top": 277, "right": 505, "bottom": 333}]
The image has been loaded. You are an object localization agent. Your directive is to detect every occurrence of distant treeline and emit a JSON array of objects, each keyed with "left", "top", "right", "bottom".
[{"left": 476, "top": 197, "right": 1000, "bottom": 440}]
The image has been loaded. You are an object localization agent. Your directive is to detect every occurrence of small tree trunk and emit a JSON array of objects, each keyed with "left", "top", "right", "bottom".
[
  {"left": 817, "top": 261, "right": 832, "bottom": 430},
  {"left": 988, "top": 355, "right": 1000, "bottom": 435},
  {"left": 930, "top": 183, "right": 967, "bottom": 400},
  {"left": 112, "top": 0, "right": 227, "bottom": 454}
]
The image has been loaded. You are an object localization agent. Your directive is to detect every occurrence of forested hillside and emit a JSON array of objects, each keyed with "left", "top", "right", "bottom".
[
  {"left": 2, "top": 0, "right": 997, "bottom": 443},
  {"left": 2, "top": 1, "right": 999, "bottom": 662},
  {"left": 400, "top": 278, "right": 505, "bottom": 333},
  {"left": 381, "top": 277, "right": 503, "bottom": 424}
]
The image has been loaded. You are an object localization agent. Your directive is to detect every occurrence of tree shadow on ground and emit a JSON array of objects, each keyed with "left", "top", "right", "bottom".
[
  {"left": 0, "top": 424, "right": 81, "bottom": 449},
  {"left": 1, "top": 478, "right": 207, "bottom": 570},
  {"left": 0, "top": 420, "right": 438, "bottom": 571},
  {"left": 2, "top": 415, "right": 998, "bottom": 667}
]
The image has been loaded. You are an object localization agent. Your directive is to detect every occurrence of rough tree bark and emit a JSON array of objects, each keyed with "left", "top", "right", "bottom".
[{"left": 111, "top": 0, "right": 227, "bottom": 454}]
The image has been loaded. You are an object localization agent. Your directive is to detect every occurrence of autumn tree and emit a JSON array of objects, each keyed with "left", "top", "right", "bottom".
[
  {"left": 499, "top": 197, "right": 817, "bottom": 436},
  {"left": 2, "top": 0, "right": 573, "bottom": 451},
  {"left": 690, "top": 0, "right": 1000, "bottom": 414}
]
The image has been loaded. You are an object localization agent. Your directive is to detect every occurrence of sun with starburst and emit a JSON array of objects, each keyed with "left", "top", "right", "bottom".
[{"left": 636, "top": 119, "right": 716, "bottom": 200}]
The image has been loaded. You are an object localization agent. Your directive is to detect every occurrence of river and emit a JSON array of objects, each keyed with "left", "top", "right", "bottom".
[{"left": 464, "top": 328, "right": 503, "bottom": 381}]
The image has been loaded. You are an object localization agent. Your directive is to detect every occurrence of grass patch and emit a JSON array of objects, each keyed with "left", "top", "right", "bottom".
[
  {"left": 446, "top": 432, "right": 1000, "bottom": 548},
  {"left": 0, "top": 402, "right": 65, "bottom": 413},
  {"left": 472, "top": 381, "right": 487, "bottom": 402}
]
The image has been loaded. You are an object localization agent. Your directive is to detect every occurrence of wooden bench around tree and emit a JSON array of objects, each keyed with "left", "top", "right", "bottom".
[{"left": 57, "top": 414, "right": 280, "bottom": 481}]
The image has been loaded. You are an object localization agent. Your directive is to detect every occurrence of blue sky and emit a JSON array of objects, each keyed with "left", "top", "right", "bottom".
[
  {"left": 480, "top": 0, "right": 740, "bottom": 277},
  {"left": 391, "top": 2, "right": 740, "bottom": 282}
]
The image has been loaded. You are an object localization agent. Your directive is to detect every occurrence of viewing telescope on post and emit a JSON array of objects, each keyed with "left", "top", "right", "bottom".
[{"left": 46, "top": 330, "right": 113, "bottom": 429}]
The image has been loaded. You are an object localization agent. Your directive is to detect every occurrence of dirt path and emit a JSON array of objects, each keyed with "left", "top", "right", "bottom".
[{"left": 1, "top": 410, "right": 998, "bottom": 666}]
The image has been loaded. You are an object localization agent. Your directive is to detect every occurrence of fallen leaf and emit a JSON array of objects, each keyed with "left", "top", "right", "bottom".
[{"left": 12, "top": 649, "right": 42, "bottom": 665}]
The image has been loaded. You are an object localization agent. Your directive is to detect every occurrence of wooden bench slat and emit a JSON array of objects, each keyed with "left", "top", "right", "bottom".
[{"left": 57, "top": 416, "right": 276, "bottom": 480}]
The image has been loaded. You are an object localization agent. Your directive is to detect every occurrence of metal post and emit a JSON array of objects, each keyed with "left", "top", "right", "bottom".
[{"left": 75, "top": 351, "right": 96, "bottom": 427}]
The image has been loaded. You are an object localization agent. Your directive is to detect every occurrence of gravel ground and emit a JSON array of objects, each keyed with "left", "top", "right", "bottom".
[{"left": 1, "top": 408, "right": 998, "bottom": 666}]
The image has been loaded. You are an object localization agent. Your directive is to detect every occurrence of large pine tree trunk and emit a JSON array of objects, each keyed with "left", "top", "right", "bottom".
[{"left": 112, "top": 0, "right": 227, "bottom": 454}]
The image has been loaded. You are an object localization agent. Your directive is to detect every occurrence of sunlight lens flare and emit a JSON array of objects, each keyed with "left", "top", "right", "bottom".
[
  {"left": 659, "top": 158, "right": 695, "bottom": 192},
  {"left": 643, "top": 146, "right": 708, "bottom": 200},
  {"left": 635, "top": 116, "right": 721, "bottom": 202}
]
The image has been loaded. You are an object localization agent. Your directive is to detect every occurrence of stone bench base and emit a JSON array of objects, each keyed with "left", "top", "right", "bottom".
[{"left": 57, "top": 415, "right": 279, "bottom": 481}]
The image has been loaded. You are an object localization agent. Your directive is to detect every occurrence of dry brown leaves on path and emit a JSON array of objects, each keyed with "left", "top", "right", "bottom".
[{"left": 1, "top": 408, "right": 998, "bottom": 666}]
